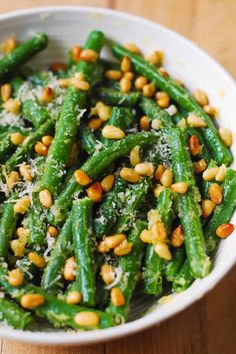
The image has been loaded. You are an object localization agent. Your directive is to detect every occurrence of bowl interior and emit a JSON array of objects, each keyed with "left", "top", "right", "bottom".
[{"left": 0, "top": 6, "right": 236, "bottom": 345}]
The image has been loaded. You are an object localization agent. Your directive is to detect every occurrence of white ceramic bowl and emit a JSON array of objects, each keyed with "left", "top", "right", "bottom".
[{"left": 0, "top": 6, "right": 236, "bottom": 346}]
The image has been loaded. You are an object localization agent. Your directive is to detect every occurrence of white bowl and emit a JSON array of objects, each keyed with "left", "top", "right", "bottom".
[{"left": 0, "top": 6, "right": 236, "bottom": 346}]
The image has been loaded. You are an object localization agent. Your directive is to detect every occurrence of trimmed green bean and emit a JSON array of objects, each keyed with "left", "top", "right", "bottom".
[
  {"left": 0, "top": 298, "right": 32, "bottom": 330},
  {"left": 172, "top": 259, "right": 194, "bottom": 293},
  {"left": 97, "top": 87, "right": 140, "bottom": 107},
  {"left": 22, "top": 100, "right": 51, "bottom": 128}
]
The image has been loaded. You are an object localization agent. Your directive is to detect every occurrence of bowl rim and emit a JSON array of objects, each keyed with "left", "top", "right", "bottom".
[{"left": 0, "top": 5, "right": 236, "bottom": 346}]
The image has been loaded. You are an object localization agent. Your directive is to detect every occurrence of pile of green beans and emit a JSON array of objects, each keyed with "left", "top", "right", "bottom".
[{"left": 0, "top": 29, "right": 235, "bottom": 332}]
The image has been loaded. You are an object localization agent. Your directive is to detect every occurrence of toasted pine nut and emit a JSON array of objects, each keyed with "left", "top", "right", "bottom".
[
  {"left": 103, "top": 234, "right": 126, "bottom": 249},
  {"left": 28, "top": 252, "right": 46, "bottom": 268},
  {"left": 130, "top": 146, "right": 140, "bottom": 167},
  {"left": 188, "top": 135, "right": 202, "bottom": 156},
  {"left": 50, "top": 62, "right": 67, "bottom": 72},
  {"left": 134, "top": 76, "right": 148, "bottom": 90},
  {"left": 160, "top": 169, "right": 173, "bottom": 187},
  {"left": 135, "top": 162, "right": 154, "bottom": 176},
  {"left": 97, "top": 104, "right": 111, "bottom": 121},
  {"left": 120, "top": 77, "right": 132, "bottom": 93},
  {"left": 105, "top": 70, "right": 123, "bottom": 80},
  {"left": 177, "top": 118, "right": 187, "bottom": 129},
  {"left": 97, "top": 240, "right": 110, "bottom": 253},
  {"left": 3, "top": 99, "right": 21, "bottom": 115},
  {"left": 41, "top": 87, "right": 53, "bottom": 103},
  {"left": 201, "top": 199, "right": 215, "bottom": 218},
  {"left": 156, "top": 92, "right": 170, "bottom": 108},
  {"left": 86, "top": 182, "right": 103, "bottom": 202},
  {"left": 70, "top": 78, "right": 90, "bottom": 91},
  {"left": 143, "top": 83, "right": 155, "bottom": 97},
  {"left": 19, "top": 164, "right": 33, "bottom": 182},
  {"left": 41, "top": 135, "right": 53, "bottom": 147},
  {"left": 145, "top": 50, "right": 163, "bottom": 66},
  {"left": 20, "top": 294, "right": 45, "bottom": 309},
  {"left": 35, "top": 142, "right": 48, "bottom": 156},
  {"left": 1, "top": 83, "right": 12, "bottom": 102},
  {"left": 7, "top": 171, "right": 19, "bottom": 190},
  {"left": 154, "top": 164, "right": 165, "bottom": 180},
  {"left": 202, "top": 167, "right": 219, "bottom": 181},
  {"left": 14, "top": 196, "right": 30, "bottom": 214},
  {"left": 110, "top": 287, "right": 125, "bottom": 306},
  {"left": 16, "top": 227, "right": 30, "bottom": 239},
  {"left": 8, "top": 269, "right": 23, "bottom": 287},
  {"left": 209, "top": 183, "right": 223, "bottom": 205},
  {"left": 193, "top": 89, "right": 208, "bottom": 106},
  {"left": 171, "top": 225, "right": 184, "bottom": 247},
  {"left": 159, "top": 67, "right": 169, "bottom": 77},
  {"left": 71, "top": 45, "right": 82, "bottom": 63},
  {"left": 57, "top": 78, "right": 70, "bottom": 88},
  {"left": 216, "top": 223, "right": 235, "bottom": 239},
  {"left": 121, "top": 56, "right": 132, "bottom": 72},
  {"left": 66, "top": 291, "right": 82, "bottom": 304},
  {"left": 88, "top": 118, "right": 103, "bottom": 131},
  {"left": 171, "top": 182, "right": 188, "bottom": 194},
  {"left": 10, "top": 132, "right": 25, "bottom": 146},
  {"left": 203, "top": 105, "right": 217, "bottom": 116},
  {"left": 187, "top": 114, "right": 206, "bottom": 128},
  {"left": 215, "top": 164, "right": 227, "bottom": 182},
  {"left": 151, "top": 118, "right": 162, "bottom": 130},
  {"left": 74, "top": 169, "right": 92, "bottom": 186},
  {"left": 47, "top": 225, "right": 59, "bottom": 237},
  {"left": 101, "top": 174, "right": 115, "bottom": 192},
  {"left": 123, "top": 72, "right": 134, "bottom": 80},
  {"left": 193, "top": 159, "right": 207, "bottom": 174},
  {"left": 39, "top": 189, "right": 53, "bottom": 208},
  {"left": 140, "top": 229, "right": 153, "bottom": 244},
  {"left": 100, "top": 264, "right": 115, "bottom": 285},
  {"left": 154, "top": 242, "right": 172, "bottom": 260},
  {"left": 219, "top": 127, "right": 233, "bottom": 147},
  {"left": 151, "top": 220, "right": 167, "bottom": 243},
  {"left": 10, "top": 239, "right": 26, "bottom": 258},
  {"left": 80, "top": 49, "right": 98, "bottom": 62},
  {"left": 139, "top": 115, "right": 150, "bottom": 131},
  {"left": 114, "top": 239, "right": 132, "bottom": 256},
  {"left": 123, "top": 43, "right": 140, "bottom": 54},
  {"left": 153, "top": 184, "right": 165, "bottom": 198},
  {"left": 120, "top": 167, "right": 140, "bottom": 183},
  {"left": 64, "top": 257, "right": 76, "bottom": 281},
  {"left": 74, "top": 311, "right": 100, "bottom": 327},
  {"left": 102, "top": 125, "right": 125, "bottom": 140},
  {"left": 3, "top": 37, "right": 17, "bottom": 54}
]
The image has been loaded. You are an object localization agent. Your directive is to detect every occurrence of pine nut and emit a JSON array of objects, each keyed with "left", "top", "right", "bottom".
[
  {"left": 216, "top": 223, "right": 235, "bottom": 239},
  {"left": 16, "top": 227, "right": 30, "bottom": 239},
  {"left": 187, "top": 114, "right": 206, "bottom": 128},
  {"left": 154, "top": 164, "right": 165, "bottom": 180},
  {"left": 209, "top": 183, "right": 223, "bottom": 205},
  {"left": 139, "top": 115, "right": 150, "bottom": 130},
  {"left": 74, "top": 169, "right": 92, "bottom": 186},
  {"left": 102, "top": 125, "right": 125, "bottom": 140},
  {"left": 3, "top": 37, "right": 17, "bottom": 54},
  {"left": 88, "top": 118, "right": 103, "bottom": 131},
  {"left": 47, "top": 225, "right": 59, "bottom": 237},
  {"left": 160, "top": 169, "right": 173, "bottom": 187},
  {"left": 121, "top": 56, "right": 132, "bottom": 72},
  {"left": 74, "top": 311, "right": 100, "bottom": 327},
  {"left": 134, "top": 76, "right": 148, "bottom": 90},
  {"left": 64, "top": 257, "right": 76, "bottom": 281},
  {"left": 171, "top": 182, "right": 188, "bottom": 194},
  {"left": 41, "top": 87, "right": 53, "bottom": 103},
  {"left": 1, "top": 83, "right": 12, "bottom": 102},
  {"left": 201, "top": 199, "right": 215, "bottom": 218},
  {"left": 39, "top": 189, "right": 53, "bottom": 208},
  {"left": 105, "top": 70, "right": 123, "bottom": 80},
  {"left": 14, "top": 196, "right": 31, "bottom": 214},
  {"left": 153, "top": 184, "right": 165, "bottom": 198},
  {"left": 123, "top": 43, "right": 140, "bottom": 54},
  {"left": 41, "top": 135, "right": 53, "bottom": 147},
  {"left": 66, "top": 291, "right": 82, "bottom": 304},
  {"left": 215, "top": 164, "right": 227, "bottom": 182},
  {"left": 35, "top": 142, "right": 48, "bottom": 156},
  {"left": 3, "top": 99, "right": 21, "bottom": 115},
  {"left": 177, "top": 118, "right": 187, "bottom": 129},
  {"left": 70, "top": 79, "right": 90, "bottom": 91},
  {"left": 10, "top": 132, "right": 25, "bottom": 146},
  {"left": 159, "top": 67, "right": 169, "bottom": 77},
  {"left": 193, "top": 89, "right": 208, "bottom": 106},
  {"left": 58, "top": 78, "right": 70, "bottom": 87},
  {"left": 80, "top": 49, "right": 98, "bottom": 62},
  {"left": 120, "top": 167, "right": 140, "bottom": 183},
  {"left": 130, "top": 146, "right": 140, "bottom": 167},
  {"left": 97, "top": 104, "right": 111, "bottom": 121},
  {"left": 110, "top": 287, "right": 125, "bottom": 306},
  {"left": 28, "top": 252, "right": 46, "bottom": 268},
  {"left": 151, "top": 118, "right": 162, "bottom": 130},
  {"left": 10, "top": 239, "right": 26, "bottom": 258},
  {"left": 71, "top": 45, "right": 82, "bottom": 63},
  {"left": 103, "top": 234, "right": 126, "bottom": 249},
  {"left": 171, "top": 225, "right": 184, "bottom": 247},
  {"left": 156, "top": 92, "right": 170, "bottom": 108},
  {"left": 120, "top": 77, "right": 132, "bottom": 93},
  {"left": 202, "top": 167, "right": 219, "bottom": 181},
  {"left": 204, "top": 105, "right": 217, "bottom": 116},
  {"left": 86, "top": 182, "right": 102, "bottom": 203},
  {"left": 154, "top": 242, "right": 172, "bottom": 260},
  {"left": 50, "top": 62, "right": 67, "bottom": 72},
  {"left": 97, "top": 241, "right": 110, "bottom": 253},
  {"left": 219, "top": 127, "right": 233, "bottom": 147},
  {"left": 145, "top": 50, "right": 163, "bottom": 66},
  {"left": 101, "top": 174, "right": 115, "bottom": 192},
  {"left": 114, "top": 239, "right": 132, "bottom": 256},
  {"left": 143, "top": 83, "right": 155, "bottom": 97},
  {"left": 188, "top": 135, "right": 202, "bottom": 156},
  {"left": 7, "top": 171, "right": 19, "bottom": 190},
  {"left": 8, "top": 269, "right": 23, "bottom": 287},
  {"left": 19, "top": 164, "right": 33, "bottom": 182},
  {"left": 151, "top": 220, "right": 167, "bottom": 243},
  {"left": 123, "top": 72, "right": 134, "bottom": 81},
  {"left": 193, "top": 159, "right": 207, "bottom": 174},
  {"left": 135, "top": 162, "right": 154, "bottom": 176},
  {"left": 140, "top": 229, "right": 153, "bottom": 243},
  {"left": 20, "top": 294, "right": 45, "bottom": 309},
  {"left": 100, "top": 264, "right": 115, "bottom": 285}
]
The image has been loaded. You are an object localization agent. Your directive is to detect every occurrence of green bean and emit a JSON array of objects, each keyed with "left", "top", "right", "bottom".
[
  {"left": 164, "top": 247, "right": 185, "bottom": 282},
  {"left": 22, "top": 100, "right": 51, "bottom": 128},
  {"left": 112, "top": 44, "right": 232, "bottom": 166},
  {"left": 0, "top": 298, "right": 32, "bottom": 330},
  {"left": 0, "top": 33, "right": 48, "bottom": 80},
  {"left": 0, "top": 128, "right": 28, "bottom": 163},
  {"left": 139, "top": 96, "right": 174, "bottom": 127},
  {"left": 172, "top": 259, "right": 194, "bottom": 293},
  {"left": 80, "top": 125, "right": 98, "bottom": 155},
  {"left": 0, "top": 198, "right": 17, "bottom": 257},
  {"left": 168, "top": 127, "right": 211, "bottom": 278},
  {"left": 10, "top": 76, "right": 24, "bottom": 96},
  {"left": 96, "top": 87, "right": 140, "bottom": 107}
]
